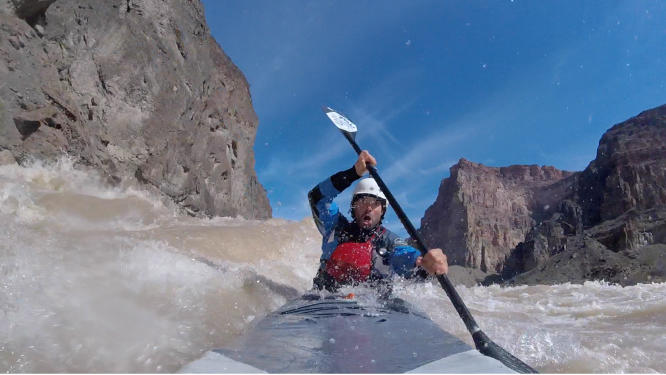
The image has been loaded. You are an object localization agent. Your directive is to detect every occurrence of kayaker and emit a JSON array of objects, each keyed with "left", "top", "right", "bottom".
[{"left": 308, "top": 150, "right": 448, "bottom": 292}]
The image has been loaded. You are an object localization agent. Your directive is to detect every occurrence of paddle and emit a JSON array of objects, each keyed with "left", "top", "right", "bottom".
[{"left": 322, "top": 106, "right": 537, "bottom": 374}]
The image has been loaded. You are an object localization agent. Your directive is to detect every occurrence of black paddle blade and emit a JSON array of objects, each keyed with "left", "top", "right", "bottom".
[{"left": 472, "top": 331, "right": 537, "bottom": 373}]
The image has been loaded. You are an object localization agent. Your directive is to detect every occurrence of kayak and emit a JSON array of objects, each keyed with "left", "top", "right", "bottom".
[{"left": 180, "top": 293, "right": 516, "bottom": 373}]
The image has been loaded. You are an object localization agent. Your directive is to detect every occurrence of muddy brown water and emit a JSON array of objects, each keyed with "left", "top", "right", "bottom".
[{"left": 1, "top": 160, "right": 664, "bottom": 373}]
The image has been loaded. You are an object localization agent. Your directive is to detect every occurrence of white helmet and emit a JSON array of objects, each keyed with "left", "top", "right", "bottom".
[{"left": 352, "top": 178, "right": 387, "bottom": 201}]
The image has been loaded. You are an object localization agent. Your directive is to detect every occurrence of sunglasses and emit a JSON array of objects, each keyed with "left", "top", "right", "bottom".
[{"left": 353, "top": 196, "right": 384, "bottom": 209}]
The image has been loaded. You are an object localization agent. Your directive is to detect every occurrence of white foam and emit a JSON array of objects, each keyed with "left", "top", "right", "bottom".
[
  {"left": 394, "top": 280, "right": 666, "bottom": 373},
  {"left": 1, "top": 161, "right": 665, "bottom": 372}
]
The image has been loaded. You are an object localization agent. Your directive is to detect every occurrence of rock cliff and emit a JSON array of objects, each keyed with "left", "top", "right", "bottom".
[
  {"left": 0, "top": 0, "right": 271, "bottom": 219},
  {"left": 421, "top": 104, "right": 666, "bottom": 285},
  {"left": 420, "top": 159, "right": 573, "bottom": 272}
]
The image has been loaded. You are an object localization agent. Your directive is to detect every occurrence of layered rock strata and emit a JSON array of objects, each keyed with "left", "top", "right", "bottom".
[
  {"left": 0, "top": 0, "right": 271, "bottom": 218},
  {"left": 421, "top": 104, "right": 666, "bottom": 285},
  {"left": 420, "top": 159, "right": 573, "bottom": 273}
]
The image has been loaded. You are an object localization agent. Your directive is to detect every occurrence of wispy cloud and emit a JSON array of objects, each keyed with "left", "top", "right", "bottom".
[
  {"left": 416, "top": 159, "right": 458, "bottom": 176},
  {"left": 382, "top": 123, "right": 475, "bottom": 184},
  {"left": 271, "top": 186, "right": 314, "bottom": 221},
  {"left": 347, "top": 68, "right": 423, "bottom": 151},
  {"left": 228, "top": 2, "right": 428, "bottom": 121},
  {"left": 259, "top": 140, "right": 347, "bottom": 181}
]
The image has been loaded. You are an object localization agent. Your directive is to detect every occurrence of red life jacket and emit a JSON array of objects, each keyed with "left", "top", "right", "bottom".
[{"left": 325, "top": 230, "right": 384, "bottom": 283}]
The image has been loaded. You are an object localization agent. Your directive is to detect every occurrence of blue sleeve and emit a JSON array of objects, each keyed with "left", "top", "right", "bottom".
[
  {"left": 390, "top": 246, "right": 421, "bottom": 277},
  {"left": 309, "top": 176, "right": 342, "bottom": 235},
  {"left": 308, "top": 167, "right": 361, "bottom": 262},
  {"left": 308, "top": 166, "right": 360, "bottom": 234}
]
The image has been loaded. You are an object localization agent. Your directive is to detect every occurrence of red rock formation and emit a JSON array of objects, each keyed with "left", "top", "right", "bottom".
[
  {"left": 421, "top": 104, "right": 666, "bottom": 285},
  {"left": 420, "top": 159, "right": 572, "bottom": 272}
]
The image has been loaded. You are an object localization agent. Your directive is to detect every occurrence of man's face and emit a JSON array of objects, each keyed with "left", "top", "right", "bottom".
[{"left": 352, "top": 195, "right": 384, "bottom": 230}]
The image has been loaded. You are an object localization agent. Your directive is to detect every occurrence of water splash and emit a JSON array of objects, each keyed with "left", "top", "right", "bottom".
[
  {"left": 394, "top": 280, "right": 666, "bottom": 373},
  {"left": 1, "top": 160, "right": 664, "bottom": 372}
]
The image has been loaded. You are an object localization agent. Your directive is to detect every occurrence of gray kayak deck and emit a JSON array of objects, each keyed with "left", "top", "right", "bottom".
[{"left": 180, "top": 294, "right": 515, "bottom": 373}]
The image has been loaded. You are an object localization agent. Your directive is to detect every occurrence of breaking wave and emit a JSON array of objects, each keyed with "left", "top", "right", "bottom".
[{"left": 0, "top": 159, "right": 663, "bottom": 372}]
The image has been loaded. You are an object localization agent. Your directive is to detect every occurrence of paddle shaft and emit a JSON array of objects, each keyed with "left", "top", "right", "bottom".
[
  {"left": 340, "top": 129, "right": 481, "bottom": 334},
  {"left": 339, "top": 128, "right": 536, "bottom": 373}
]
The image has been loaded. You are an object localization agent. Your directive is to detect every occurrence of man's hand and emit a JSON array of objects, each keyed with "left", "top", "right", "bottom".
[
  {"left": 416, "top": 248, "right": 448, "bottom": 275},
  {"left": 354, "top": 150, "right": 377, "bottom": 176}
]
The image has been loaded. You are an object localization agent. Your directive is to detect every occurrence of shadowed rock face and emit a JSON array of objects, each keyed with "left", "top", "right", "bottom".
[
  {"left": 579, "top": 105, "right": 666, "bottom": 226},
  {"left": 0, "top": 0, "right": 271, "bottom": 219},
  {"left": 421, "top": 104, "right": 666, "bottom": 285},
  {"left": 420, "top": 159, "right": 573, "bottom": 273}
]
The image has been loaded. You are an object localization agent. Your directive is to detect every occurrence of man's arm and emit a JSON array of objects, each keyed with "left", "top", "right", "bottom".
[
  {"left": 387, "top": 234, "right": 448, "bottom": 277},
  {"left": 416, "top": 248, "right": 448, "bottom": 275},
  {"left": 390, "top": 245, "right": 423, "bottom": 277},
  {"left": 308, "top": 166, "right": 360, "bottom": 234},
  {"left": 308, "top": 150, "right": 376, "bottom": 234}
]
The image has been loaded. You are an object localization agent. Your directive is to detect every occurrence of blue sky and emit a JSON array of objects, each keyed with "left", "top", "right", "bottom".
[{"left": 202, "top": 0, "right": 666, "bottom": 236}]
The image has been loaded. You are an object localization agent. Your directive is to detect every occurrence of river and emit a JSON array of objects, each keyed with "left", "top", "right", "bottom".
[{"left": 1, "top": 159, "right": 664, "bottom": 373}]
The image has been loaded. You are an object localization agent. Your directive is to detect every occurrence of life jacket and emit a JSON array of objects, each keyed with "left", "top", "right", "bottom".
[{"left": 325, "top": 228, "right": 385, "bottom": 284}]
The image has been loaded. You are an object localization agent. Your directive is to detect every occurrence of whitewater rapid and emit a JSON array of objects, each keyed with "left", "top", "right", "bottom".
[{"left": 1, "top": 159, "right": 664, "bottom": 373}]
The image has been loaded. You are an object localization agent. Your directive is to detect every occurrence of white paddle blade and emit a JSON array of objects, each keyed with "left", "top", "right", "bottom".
[{"left": 323, "top": 107, "right": 357, "bottom": 133}]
